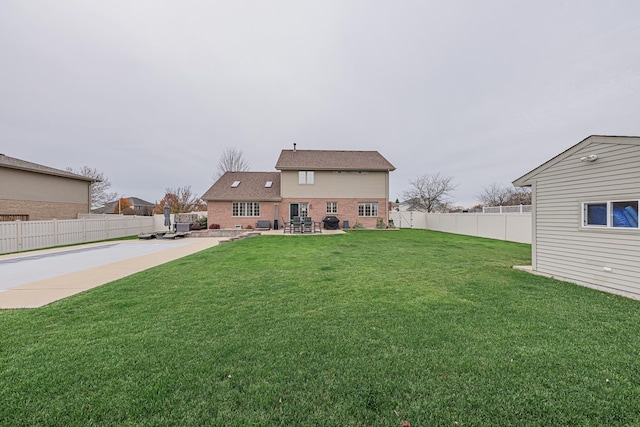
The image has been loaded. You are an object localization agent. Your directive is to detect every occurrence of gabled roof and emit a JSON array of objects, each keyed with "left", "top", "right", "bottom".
[
  {"left": 201, "top": 171, "right": 282, "bottom": 201},
  {"left": 0, "top": 153, "right": 95, "bottom": 182},
  {"left": 275, "top": 149, "right": 395, "bottom": 171},
  {"left": 512, "top": 135, "right": 640, "bottom": 187},
  {"left": 92, "top": 197, "right": 155, "bottom": 214},
  {"left": 127, "top": 197, "right": 154, "bottom": 207}
]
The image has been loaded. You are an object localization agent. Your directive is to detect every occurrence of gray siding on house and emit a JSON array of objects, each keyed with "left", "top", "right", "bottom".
[
  {"left": 517, "top": 136, "right": 640, "bottom": 297},
  {"left": 1, "top": 167, "right": 90, "bottom": 204}
]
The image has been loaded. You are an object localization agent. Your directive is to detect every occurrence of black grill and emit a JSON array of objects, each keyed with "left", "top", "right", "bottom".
[{"left": 322, "top": 216, "right": 340, "bottom": 230}]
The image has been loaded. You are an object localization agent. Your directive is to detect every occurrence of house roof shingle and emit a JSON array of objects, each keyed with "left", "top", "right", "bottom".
[
  {"left": 275, "top": 150, "right": 395, "bottom": 171},
  {"left": 0, "top": 154, "right": 95, "bottom": 182},
  {"left": 201, "top": 172, "right": 282, "bottom": 201}
]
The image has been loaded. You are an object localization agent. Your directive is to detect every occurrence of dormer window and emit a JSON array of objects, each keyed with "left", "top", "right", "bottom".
[{"left": 231, "top": 181, "right": 240, "bottom": 188}]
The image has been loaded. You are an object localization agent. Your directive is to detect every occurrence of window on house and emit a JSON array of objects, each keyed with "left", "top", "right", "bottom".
[
  {"left": 231, "top": 181, "right": 240, "bottom": 188},
  {"left": 358, "top": 202, "right": 378, "bottom": 217},
  {"left": 583, "top": 201, "right": 639, "bottom": 228},
  {"left": 298, "top": 171, "right": 314, "bottom": 184},
  {"left": 232, "top": 202, "right": 260, "bottom": 217},
  {"left": 265, "top": 181, "right": 273, "bottom": 188},
  {"left": 326, "top": 202, "right": 338, "bottom": 214}
]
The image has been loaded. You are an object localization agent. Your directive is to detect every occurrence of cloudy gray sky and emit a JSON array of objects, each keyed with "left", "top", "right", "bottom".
[{"left": 2, "top": 1, "right": 639, "bottom": 208}]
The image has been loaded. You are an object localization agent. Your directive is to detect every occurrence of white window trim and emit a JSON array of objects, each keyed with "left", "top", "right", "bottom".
[
  {"left": 232, "top": 201, "right": 261, "bottom": 217},
  {"left": 582, "top": 200, "right": 639, "bottom": 229},
  {"left": 358, "top": 202, "right": 379, "bottom": 217},
  {"left": 298, "top": 171, "right": 314, "bottom": 185}
]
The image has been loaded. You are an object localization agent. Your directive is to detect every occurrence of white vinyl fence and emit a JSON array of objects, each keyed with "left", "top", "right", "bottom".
[
  {"left": 482, "top": 204, "right": 532, "bottom": 214},
  {"left": 0, "top": 215, "right": 155, "bottom": 254},
  {"left": 389, "top": 211, "right": 532, "bottom": 244}
]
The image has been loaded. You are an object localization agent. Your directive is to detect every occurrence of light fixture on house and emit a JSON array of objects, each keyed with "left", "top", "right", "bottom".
[{"left": 580, "top": 154, "right": 598, "bottom": 162}]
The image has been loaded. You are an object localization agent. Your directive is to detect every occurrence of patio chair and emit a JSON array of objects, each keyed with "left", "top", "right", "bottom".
[
  {"left": 303, "top": 216, "right": 313, "bottom": 233},
  {"left": 292, "top": 216, "right": 302, "bottom": 233},
  {"left": 281, "top": 217, "right": 291, "bottom": 233}
]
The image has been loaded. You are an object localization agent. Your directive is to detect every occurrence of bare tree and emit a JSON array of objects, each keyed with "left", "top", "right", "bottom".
[
  {"left": 155, "top": 185, "right": 206, "bottom": 214},
  {"left": 508, "top": 187, "right": 532, "bottom": 205},
  {"left": 66, "top": 166, "right": 118, "bottom": 209},
  {"left": 402, "top": 173, "right": 457, "bottom": 212},
  {"left": 476, "top": 183, "right": 513, "bottom": 207},
  {"left": 477, "top": 183, "right": 532, "bottom": 206},
  {"left": 213, "top": 148, "right": 250, "bottom": 180}
]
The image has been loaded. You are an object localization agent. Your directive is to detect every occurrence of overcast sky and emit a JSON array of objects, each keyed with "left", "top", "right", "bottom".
[{"left": 2, "top": 1, "right": 639, "bottom": 208}]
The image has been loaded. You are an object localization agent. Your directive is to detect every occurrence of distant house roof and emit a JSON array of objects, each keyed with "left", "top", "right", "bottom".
[
  {"left": 0, "top": 153, "right": 95, "bottom": 182},
  {"left": 92, "top": 197, "right": 155, "bottom": 214},
  {"left": 275, "top": 149, "right": 396, "bottom": 171},
  {"left": 202, "top": 172, "right": 282, "bottom": 201},
  {"left": 127, "top": 197, "right": 154, "bottom": 207}
]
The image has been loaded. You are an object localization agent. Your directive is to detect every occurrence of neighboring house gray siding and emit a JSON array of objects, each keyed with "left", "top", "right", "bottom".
[
  {"left": 0, "top": 154, "right": 94, "bottom": 221},
  {"left": 514, "top": 135, "right": 640, "bottom": 298}
]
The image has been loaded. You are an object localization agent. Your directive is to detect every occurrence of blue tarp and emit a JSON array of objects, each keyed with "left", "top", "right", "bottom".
[
  {"left": 624, "top": 206, "right": 638, "bottom": 227},
  {"left": 613, "top": 205, "right": 638, "bottom": 227}
]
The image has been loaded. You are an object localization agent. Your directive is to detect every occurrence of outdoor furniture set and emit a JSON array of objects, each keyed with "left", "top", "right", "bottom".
[{"left": 281, "top": 217, "right": 323, "bottom": 234}]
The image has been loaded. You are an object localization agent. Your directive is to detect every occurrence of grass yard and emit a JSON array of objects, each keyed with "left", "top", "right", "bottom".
[{"left": 1, "top": 229, "right": 640, "bottom": 426}]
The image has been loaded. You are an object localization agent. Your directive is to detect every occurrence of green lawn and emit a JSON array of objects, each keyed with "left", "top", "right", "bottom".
[{"left": 1, "top": 229, "right": 639, "bottom": 426}]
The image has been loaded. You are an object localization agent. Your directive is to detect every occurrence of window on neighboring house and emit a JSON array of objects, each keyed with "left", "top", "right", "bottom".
[
  {"left": 358, "top": 202, "right": 378, "bottom": 217},
  {"left": 583, "top": 200, "right": 639, "bottom": 228},
  {"left": 326, "top": 202, "right": 338, "bottom": 214},
  {"left": 298, "top": 171, "right": 314, "bottom": 184},
  {"left": 232, "top": 202, "right": 260, "bottom": 217}
]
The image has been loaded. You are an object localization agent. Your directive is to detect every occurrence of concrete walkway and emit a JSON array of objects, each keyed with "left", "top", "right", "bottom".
[{"left": 0, "top": 238, "right": 223, "bottom": 309}]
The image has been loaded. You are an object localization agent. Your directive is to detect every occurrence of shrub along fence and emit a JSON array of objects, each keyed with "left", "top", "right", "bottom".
[
  {"left": 0, "top": 215, "right": 155, "bottom": 254},
  {"left": 389, "top": 211, "right": 531, "bottom": 244}
]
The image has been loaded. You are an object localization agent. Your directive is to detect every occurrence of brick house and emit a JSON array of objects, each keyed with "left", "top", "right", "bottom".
[
  {"left": 202, "top": 147, "right": 395, "bottom": 229},
  {"left": 0, "top": 154, "right": 95, "bottom": 221}
]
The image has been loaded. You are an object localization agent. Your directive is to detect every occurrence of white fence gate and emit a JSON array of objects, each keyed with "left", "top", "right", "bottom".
[
  {"left": 389, "top": 211, "right": 531, "bottom": 244},
  {"left": 0, "top": 215, "right": 155, "bottom": 254}
]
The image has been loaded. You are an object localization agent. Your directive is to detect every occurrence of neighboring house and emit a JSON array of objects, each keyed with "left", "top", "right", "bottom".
[
  {"left": 92, "top": 197, "right": 155, "bottom": 215},
  {"left": 202, "top": 146, "right": 395, "bottom": 229},
  {"left": 513, "top": 135, "right": 640, "bottom": 298},
  {"left": 0, "top": 154, "right": 94, "bottom": 221}
]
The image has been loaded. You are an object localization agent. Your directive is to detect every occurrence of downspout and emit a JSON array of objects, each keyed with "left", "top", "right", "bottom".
[
  {"left": 88, "top": 180, "right": 93, "bottom": 214},
  {"left": 385, "top": 170, "right": 390, "bottom": 226},
  {"left": 531, "top": 181, "right": 537, "bottom": 271}
]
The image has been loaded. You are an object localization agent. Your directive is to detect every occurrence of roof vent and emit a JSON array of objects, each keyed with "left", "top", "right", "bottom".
[{"left": 293, "top": 143, "right": 296, "bottom": 152}]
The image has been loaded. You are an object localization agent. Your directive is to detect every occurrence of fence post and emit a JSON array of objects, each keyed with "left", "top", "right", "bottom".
[{"left": 16, "top": 220, "right": 22, "bottom": 252}]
